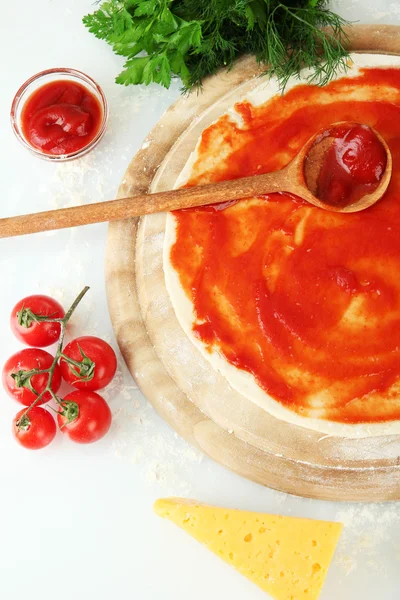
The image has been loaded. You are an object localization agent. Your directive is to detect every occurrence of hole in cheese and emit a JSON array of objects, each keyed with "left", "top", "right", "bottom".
[
  {"left": 311, "top": 563, "right": 322, "bottom": 576},
  {"left": 244, "top": 533, "right": 253, "bottom": 543}
]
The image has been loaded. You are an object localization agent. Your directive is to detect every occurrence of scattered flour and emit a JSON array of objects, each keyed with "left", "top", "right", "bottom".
[
  {"left": 334, "top": 503, "right": 400, "bottom": 577},
  {"left": 111, "top": 390, "right": 203, "bottom": 495},
  {"left": 389, "top": 2, "right": 400, "bottom": 17}
]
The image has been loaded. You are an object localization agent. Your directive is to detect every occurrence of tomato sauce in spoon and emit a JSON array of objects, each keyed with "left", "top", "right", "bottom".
[{"left": 309, "top": 123, "right": 387, "bottom": 207}]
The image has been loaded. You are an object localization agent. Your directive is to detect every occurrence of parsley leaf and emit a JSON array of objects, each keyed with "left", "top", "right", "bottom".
[{"left": 83, "top": 0, "right": 350, "bottom": 91}]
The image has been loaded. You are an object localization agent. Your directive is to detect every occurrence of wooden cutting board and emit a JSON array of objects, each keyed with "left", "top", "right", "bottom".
[{"left": 105, "top": 25, "right": 400, "bottom": 501}]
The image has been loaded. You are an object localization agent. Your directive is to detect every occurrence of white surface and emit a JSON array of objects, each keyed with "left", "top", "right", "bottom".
[{"left": 0, "top": 2, "right": 399, "bottom": 599}]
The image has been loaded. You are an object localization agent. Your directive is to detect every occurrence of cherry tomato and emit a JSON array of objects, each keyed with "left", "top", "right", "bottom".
[
  {"left": 13, "top": 406, "right": 56, "bottom": 450},
  {"left": 60, "top": 336, "right": 117, "bottom": 391},
  {"left": 2, "top": 348, "right": 61, "bottom": 406},
  {"left": 11, "top": 295, "right": 65, "bottom": 347},
  {"left": 57, "top": 390, "right": 112, "bottom": 444}
]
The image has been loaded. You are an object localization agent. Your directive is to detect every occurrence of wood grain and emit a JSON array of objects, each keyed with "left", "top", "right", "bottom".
[
  {"left": 0, "top": 170, "right": 294, "bottom": 238},
  {"left": 105, "top": 25, "right": 400, "bottom": 501}
]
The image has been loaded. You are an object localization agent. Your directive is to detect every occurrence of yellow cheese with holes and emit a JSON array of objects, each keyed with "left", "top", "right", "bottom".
[{"left": 154, "top": 498, "right": 342, "bottom": 600}]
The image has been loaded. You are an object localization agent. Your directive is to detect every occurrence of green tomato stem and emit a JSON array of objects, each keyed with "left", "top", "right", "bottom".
[
  {"left": 16, "top": 286, "right": 90, "bottom": 425},
  {"left": 17, "top": 307, "right": 62, "bottom": 327},
  {"left": 48, "top": 389, "right": 64, "bottom": 407},
  {"left": 59, "top": 353, "right": 84, "bottom": 369}
]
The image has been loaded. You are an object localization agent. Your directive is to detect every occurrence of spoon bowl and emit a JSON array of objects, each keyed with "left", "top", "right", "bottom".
[{"left": 288, "top": 121, "right": 393, "bottom": 213}]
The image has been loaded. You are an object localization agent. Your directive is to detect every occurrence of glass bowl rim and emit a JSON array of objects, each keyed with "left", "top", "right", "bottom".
[{"left": 10, "top": 67, "right": 108, "bottom": 162}]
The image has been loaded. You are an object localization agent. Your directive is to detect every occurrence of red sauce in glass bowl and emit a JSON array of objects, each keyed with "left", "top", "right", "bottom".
[{"left": 20, "top": 80, "right": 103, "bottom": 156}]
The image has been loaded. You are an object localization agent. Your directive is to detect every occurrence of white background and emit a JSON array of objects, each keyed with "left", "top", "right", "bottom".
[{"left": 1, "top": 2, "right": 400, "bottom": 599}]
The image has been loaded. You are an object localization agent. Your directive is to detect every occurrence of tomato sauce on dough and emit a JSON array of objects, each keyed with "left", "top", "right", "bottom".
[
  {"left": 170, "top": 68, "right": 400, "bottom": 424},
  {"left": 21, "top": 80, "right": 102, "bottom": 156}
]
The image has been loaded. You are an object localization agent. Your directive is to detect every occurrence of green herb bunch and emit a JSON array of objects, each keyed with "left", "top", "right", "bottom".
[{"left": 83, "top": 0, "right": 350, "bottom": 91}]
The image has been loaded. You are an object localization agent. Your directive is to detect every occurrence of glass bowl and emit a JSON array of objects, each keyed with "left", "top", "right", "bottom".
[{"left": 10, "top": 67, "right": 108, "bottom": 162}]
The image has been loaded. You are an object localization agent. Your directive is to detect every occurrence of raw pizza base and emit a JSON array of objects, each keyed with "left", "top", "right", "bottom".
[{"left": 163, "top": 53, "right": 400, "bottom": 438}]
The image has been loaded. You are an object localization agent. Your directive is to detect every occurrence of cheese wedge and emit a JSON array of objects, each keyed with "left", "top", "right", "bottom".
[{"left": 154, "top": 498, "right": 342, "bottom": 600}]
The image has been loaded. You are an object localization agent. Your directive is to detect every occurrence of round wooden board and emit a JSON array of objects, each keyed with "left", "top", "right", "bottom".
[{"left": 106, "top": 25, "right": 400, "bottom": 501}]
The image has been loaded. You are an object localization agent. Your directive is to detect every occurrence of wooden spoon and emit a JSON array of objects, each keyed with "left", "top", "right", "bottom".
[{"left": 0, "top": 121, "right": 391, "bottom": 239}]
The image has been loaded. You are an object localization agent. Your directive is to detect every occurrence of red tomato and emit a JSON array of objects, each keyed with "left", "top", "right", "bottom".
[
  {"left": 11, "top": 295, "right": 65, "bottom": 347},
  {"left": 13, "top": 406, "right": 56, "bottom": 450},
  {"left": 60, "top": 336, "right": 117, "bottom": 391},
  {"left": 2, "top": 348, "right": 61, "bottom": 406},
  {"left": 57, "top": 390, "right": 112, "bottom": 444}
]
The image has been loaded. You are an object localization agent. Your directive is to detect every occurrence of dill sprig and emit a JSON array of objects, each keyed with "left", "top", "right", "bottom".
[{"left": 83, "top": 0, "right": 350, "bottom": 91}]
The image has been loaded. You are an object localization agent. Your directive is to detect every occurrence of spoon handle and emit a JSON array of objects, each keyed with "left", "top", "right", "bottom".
[{"left": 0, "top": 170, "right": 289, "bottom": 239}]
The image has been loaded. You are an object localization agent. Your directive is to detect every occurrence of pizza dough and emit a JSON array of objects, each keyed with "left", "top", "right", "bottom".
[{"left": 163, "top": 54, "right": 400, "bottom": 437}]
